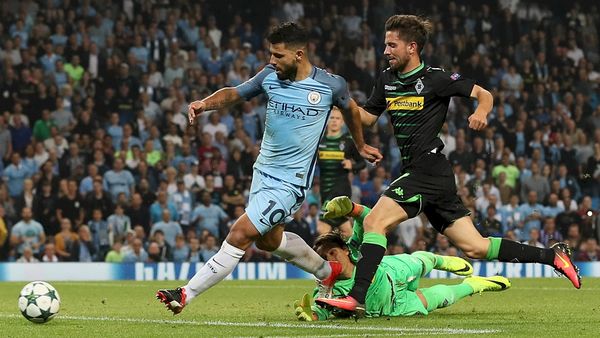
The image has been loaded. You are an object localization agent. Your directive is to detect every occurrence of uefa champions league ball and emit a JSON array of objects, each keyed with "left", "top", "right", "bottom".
[{"left": 18, "top": 281, "right": 61, "bottom": 323}]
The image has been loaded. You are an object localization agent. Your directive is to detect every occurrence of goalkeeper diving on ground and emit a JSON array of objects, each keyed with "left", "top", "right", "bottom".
[{"left": 293, "top": 196, "right": 510, "bottom": 321}]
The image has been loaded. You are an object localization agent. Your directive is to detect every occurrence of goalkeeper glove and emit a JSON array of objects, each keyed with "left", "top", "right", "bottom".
[
  {"left": 322, "top": 196, "right": 354, "bottom": 219},
  {"left": 293, "top": 293, "right": 317, "bottom": 321}
]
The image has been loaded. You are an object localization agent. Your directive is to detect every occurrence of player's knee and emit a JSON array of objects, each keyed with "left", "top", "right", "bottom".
[
  {"left": 460, "top": 241, "right": 488, "bottom": 259},
  {"left": 225, "top": 222, "right": 259, "bottom": 250},
  {"left": 363, "top": 213, "right": 389, "bottom": 233},
  {"left": 255, "top": 237, "right": 279, "bottom": 252}
]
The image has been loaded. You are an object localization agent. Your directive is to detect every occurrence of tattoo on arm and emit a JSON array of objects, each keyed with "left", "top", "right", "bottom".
[{"left": 203, "top": 88, "right": 240, "bottom": 110}]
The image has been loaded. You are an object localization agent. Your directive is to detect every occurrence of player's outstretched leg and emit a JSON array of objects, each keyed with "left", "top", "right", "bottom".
[
  {"left": 411, "top": 251, "right": 473, "bottom": 276},
  {"left": 268, "top": 230, "right": 340, "bottom": 286},
  {"left": 156, "top": 215, "right": 253, "bottom": 314},
  {"left": 462, "top": 275, "right": 511, "bottom": 294},
  {"left": 445, "top": 217, "right": 581, "bottom": 289},
  {"left": 484, "top": 237, "right": 581, "bottom": 288},
  {"left": 419, "top": 276, "right": 510, "bottom": 312}
]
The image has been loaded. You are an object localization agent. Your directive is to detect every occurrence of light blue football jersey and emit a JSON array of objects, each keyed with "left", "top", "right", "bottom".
[{"left": 236, "top": 64, "right": 351, "bottom": 188}]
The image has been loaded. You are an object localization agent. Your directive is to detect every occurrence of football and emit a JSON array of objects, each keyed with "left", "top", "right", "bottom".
[{"left": 18, "top": 281, "right": 61, "bottom": 323}]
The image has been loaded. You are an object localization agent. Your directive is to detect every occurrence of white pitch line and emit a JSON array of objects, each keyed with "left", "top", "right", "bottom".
[
  {"left": 514, "top": 287, "right": 600, "bottom": 291},
  {"left": 50, "top": 282, "right": 311, "bottom": 289},
  {"left": 235, "top": 334, "right": 445, "bottom": 337},
  {"left": 0, "top": 313, "right": 500, "bottom": 335}
]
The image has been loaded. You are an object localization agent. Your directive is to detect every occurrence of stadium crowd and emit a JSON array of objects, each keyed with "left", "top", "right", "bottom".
[{"left": 0, "top": 0, "right": 600, "bottom": 264}]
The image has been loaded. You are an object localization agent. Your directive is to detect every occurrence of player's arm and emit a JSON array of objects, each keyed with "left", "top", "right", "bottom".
[
  {"left": 331, "top": 74, "right": 382, "bottom": 164},
  {"left": 188, "top": 88, "right": 243, "bottom": 125},
  {"left": 189, "top": 65, "right": 275, "bottom": 125},
  {"left": 344, "top": 134, "right": 367, "bottom": 172},
  {"left": 339, "top": 99, "right": 382, "bottom": 164},
  {"left": 468, "top": 84, "right": 493, "bottom": 131},
  {"left": 357, "top": 106, "right": 379, "bottom": 127},
  {"left": 434, "top": 71, "right": 492, "bottom": 131},
  {"left": 359, "top": 74, "right": 386, "bottom": 127}
]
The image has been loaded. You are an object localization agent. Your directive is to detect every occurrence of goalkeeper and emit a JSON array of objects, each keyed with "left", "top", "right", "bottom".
[{"left": 293, "top": 196, "right": 511, "bottom": 321}]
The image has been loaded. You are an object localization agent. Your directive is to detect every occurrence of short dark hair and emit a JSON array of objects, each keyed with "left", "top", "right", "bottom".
[
  {"left": 385, "top": 15, "right": 433, "bottom": 53},
  {"left": 313, "top": 232, "right": 347, "bottom": 256},
  {"left": 267, "top": 22, "right": 308, "bottom": 47}
]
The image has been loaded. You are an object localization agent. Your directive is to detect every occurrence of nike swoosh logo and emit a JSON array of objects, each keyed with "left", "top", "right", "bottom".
[
  {"left": 269, "top": 85, "right": 276, "bottom": 89},
  {"left": 489, "top": 279, "right": 508, "bottom": 289},
  {"left": 456, "top": 264, "right": 471, "bottom": 272},
  {"left": 556, "top": 253, "right": 570, "bottom": 268}
]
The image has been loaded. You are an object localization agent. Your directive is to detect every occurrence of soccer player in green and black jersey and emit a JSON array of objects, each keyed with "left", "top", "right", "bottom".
[
  {"left": 317, "top": 107, "right": 365, "bottom": 235},
  {"left": 317, "top": 15, "right": 580, "bottom": 316},
  {"left": 293, "top": 196, "right": 510, "bottom": 321}
]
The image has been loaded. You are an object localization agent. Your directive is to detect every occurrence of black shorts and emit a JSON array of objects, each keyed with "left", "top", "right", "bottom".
[{"left": 383, "top": 152, "right": 470, "bottom": 233}]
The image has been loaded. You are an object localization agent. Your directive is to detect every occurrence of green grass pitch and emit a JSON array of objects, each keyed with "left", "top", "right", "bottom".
[{"left": 1, "top": 278, "right": 599, "bottom": 337}]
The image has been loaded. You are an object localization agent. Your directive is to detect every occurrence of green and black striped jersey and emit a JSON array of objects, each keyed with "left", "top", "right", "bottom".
[
  {"left": 363, "top": 62, "right": 474, "bottom": 166},
  {"left": 317, "top": 132, "right": 365, "bottom": 199}
]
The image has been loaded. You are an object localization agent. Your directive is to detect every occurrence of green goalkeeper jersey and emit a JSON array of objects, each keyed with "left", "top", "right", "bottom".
[{"left": 311, "top": 221, "right": 428, "bottom": 319}]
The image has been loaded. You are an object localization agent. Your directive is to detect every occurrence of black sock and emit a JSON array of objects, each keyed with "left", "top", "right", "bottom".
[
  {"left": 498, "top": 239, "right": 554, "bottom": 265},
  {"left": 348, "top": 243, "right": 386, "bottom": 304}
]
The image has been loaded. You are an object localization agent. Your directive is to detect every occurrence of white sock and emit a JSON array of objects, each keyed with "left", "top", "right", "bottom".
[
  {"left": 183, "top": 240, "right": 245, "bottom": 304},
  {"left": 273, "top": 231, "right": 331, "bottom": 280}
]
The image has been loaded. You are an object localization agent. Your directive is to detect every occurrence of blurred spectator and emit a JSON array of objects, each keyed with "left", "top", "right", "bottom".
[
  {"left": 221, "top": 175, "right": 245, "bottom": 217},
  {"left": 149, "top": 191, "right": 178, "bottom": 224},
  {"left": 126, "top": 193, "right": 150, "bottom": 235},
  {"left": 88, "top": 208, "right": 110, "bottom": 260},
  {"left": 105, "top": 242, "right": 124, "bottom": 263},
  {"left": 84, "top": 178, "right": 114, "bottom": 222},
  {"left": 122, "top": 238, "right": 148, "bottom": 263},
  {"left": 151, "top": 230, "right": 173, "bottom": 262},
  {"left": 56, "top": 179, "right": 84, "bottom": 227},
  {"left": 9, "top": 114, "right": 31, "bottom": 154},
  {"left": 520, "top": 162, "right": 550, "bottom": 203},
  {"left": 492, "top": 152, "right": 520, "bottom": 189},
  {"left": 41, "top": 243, "right": 59, "bottom": 262},
  {"left": 517, "top": 191, "right": 546, "bottom": 241},
  {"left": 17, "top": 247, "right": 40, "bottom": 263},
  {"left": 576, "top": 238, "right": 600, "bottom": 261},
  {"left": 150, "top": 210, "right": 183, "bottom": 248},
  {"left": 147, "top": 241, "right": 165, "bottom": 263},
  {"left": 540, "top": 217, "right": 563, "bottom": 247},
  {"left": 200, "top": 234, "right": 219, "bottom": 261},
  {"left": 15, "top": 178, "right": 35, "bottom": 213},
  {"left": 103, "top": 158, "right": 135, "bottom": 201},
  {"left": 10, "top": 207, "right": 45, "bottom": 257},
  {"left": 192, "top": 190, "right": 228, "bottom": 238},
  {"left": 565, "top": 223, "right": 582, "bottom": 252},
  {"left": 3, "top": 153, "right": 32, "bottom": 198},
  {"left": 479, "top": 205, "right": 503, "bottom": 237},
  {"left": 172, "top": 234, "right": 190, "bottom": 263},
  {"left": 54, "top": 218, "right": 78, "bottom": 262},
  {"left": 107, "top": 204, "right": 131, "bottom": 244},
  {"left": 188, "top": 237, "right": 203, "bottom": 263},
  {"left": 523, "top": 228, "right": 545, "bottom": 249},
  {"left": 286, "top": 209, "right": 314, "bottom": 247},
  {"left": 74, "top": 225, "right": 97, "bottom": 262},
  {"left": 0, "top": 206, "right": 7, "bottom": 260}
]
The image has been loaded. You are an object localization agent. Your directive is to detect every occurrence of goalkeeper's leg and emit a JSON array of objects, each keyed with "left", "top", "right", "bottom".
[
  {"left": 419, "top": 276, "right": 511, "bottom": 312},
  {"left": 411, "top": 251, "right": 473, "bottom": 277},
  {"left": 418, "top": 284, "right": 473, "bottom": 312}
]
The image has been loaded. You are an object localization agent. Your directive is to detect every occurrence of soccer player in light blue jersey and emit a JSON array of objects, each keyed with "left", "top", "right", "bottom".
[{"left": 156, "top": 22, "right": 382, "bottom": 314}]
